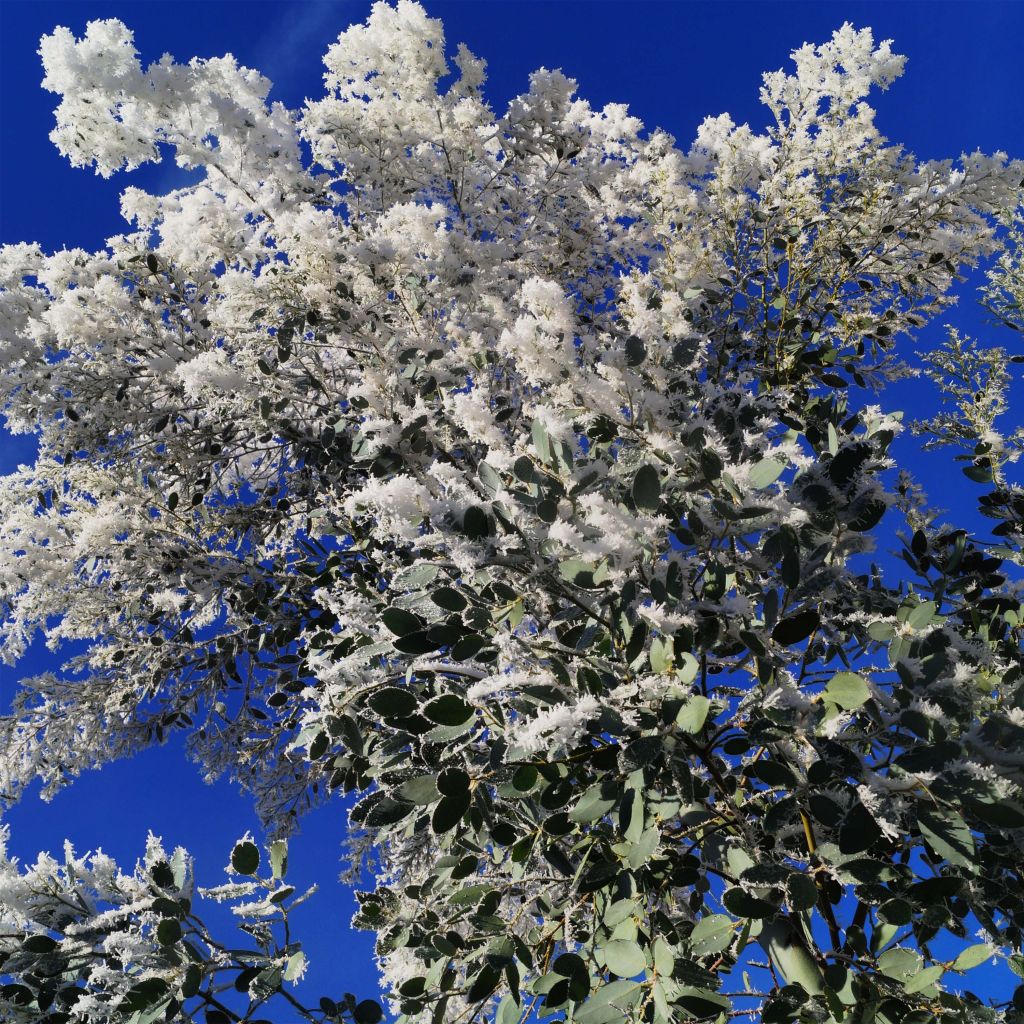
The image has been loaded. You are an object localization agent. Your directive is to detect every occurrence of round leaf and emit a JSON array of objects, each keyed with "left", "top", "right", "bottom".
[
  {"left": 878, "top": 946, "right": 922, "bottom": 982},
  {"left": 824, "top": 672, "right": 870, "bottom": 710},
  {"left": 633, "top": 464, "right": 661, "bottom": 511},
  {"left": 381, "top": 607, "right": 423, "bottom": 636},
  {"left": 690, "top": 914, "right": 733, "bottom": 956},
  {"left": 156, "top": 918, "right": 182, "bottom": 946},
  {"left": 602, "top": 939, "right": 647, "bottom": 978},
  {"left": 423, "top": 694, "right": 474, "bottom": 726},
  {"left": 369, "top": 686, "right": 418, "bottom": 719},
  {"left": 231, "top": 840, "right": 260, "bottom": 876}
]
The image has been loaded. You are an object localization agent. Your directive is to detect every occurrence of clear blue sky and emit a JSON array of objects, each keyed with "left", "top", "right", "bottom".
[{"left": 2, "top": 0, "right": 1023, "bottom": 1012}]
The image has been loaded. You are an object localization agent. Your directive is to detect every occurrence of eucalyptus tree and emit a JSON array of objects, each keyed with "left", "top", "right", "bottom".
[{"left": 2, "top": 4, "right": 1024, "bottom": 1023}]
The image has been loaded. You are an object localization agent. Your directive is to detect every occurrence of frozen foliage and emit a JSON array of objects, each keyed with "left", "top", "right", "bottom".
[{"left": 2, "top": 4, "right": 1024, "bottom": 1023}]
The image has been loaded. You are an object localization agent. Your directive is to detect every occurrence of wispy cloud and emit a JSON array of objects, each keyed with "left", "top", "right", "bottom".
[{"left": 252, "top": 2, "right": 360, "bottom": 105}]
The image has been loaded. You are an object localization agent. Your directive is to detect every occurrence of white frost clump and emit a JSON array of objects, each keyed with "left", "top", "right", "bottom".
[
  {"left": 175, "top": 348, "right": 245, "bottom": 398},
  {"left": 511, "top": 696, "right": 601, "bottom": 755}
]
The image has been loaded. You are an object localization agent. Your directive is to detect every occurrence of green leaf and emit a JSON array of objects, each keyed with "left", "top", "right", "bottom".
[
  {"left": 787, "top": 872, "right": 818, "bottom": 912},
  {"left": 676, "top": 988, "right": 730, "bottom": 1020},
  {"left": 619, "top": 788, "right": 645, "bottom": 845},
  {"left": 431, "top": 586, "right": 468, "bottom": 612},
  {"left": 904, "top": 964, "right": 943, "bottom": 994},
  {"left": 368, "top": 686, "right": 417, "bottom": 719},
  {"left": 495, "top": 993, "right": 522, "bottom": 1024},
  {"left": 626, "top": 825, "right": 660, "bottom": 870},
  {"left": 723, "top": 886, "right": 776, "bottom": 919},
  {"left": 269, "top": 839, "right": 288, "bottom": 880},
  {"left": 907, "top": 875, "right": 963, "bottom": 902},
  {"left": 829, "top": 443, "right": 870, "bottom": 485},
  {"left": 676, "top": 652, "right": 699, "bottom": 685},
  {"left": 309, "top": 730, "right": 328, "bottom": 760},
  {"left": 284, "top": 951, "right": 306, "bottom": 982},
  {"left": 781, "top": 546, "right": 800, "bottom": 588},
  {"left": 512, "top": 765, "right": 538, "bottom": 791},
  {"left": 391, "top": 563, "right": 439, "bottom": 590},
  {"left": 381, "top": 606, "right": 423, "bottom": 636},
  {"left": 906, "top": 600, "right": 937, "bottom": 630},
  {"left": 963, "top": 463, "right": 993, "bottom": 483},
  {"left": 366, "top": 797, "right": 413, "bottom": 827},
  {"left": 953, "top": 943, "right": 991, "bottom": 972},
  {"left": 824, "top": 672, "right": 870, "bottom": 710},
  {"left": 918, "top": 806, "right": 975, "bottom": 869},
  {"left": 532, "top": 418, "right": 551, "bottom": 462},
  {"left": 397, "top": 775, "right": 440, "bottom": 805},
  {"left": 878, "top": 946, "right": 922, "bottom": 982},
  {"left": 625, "top": 335, "right": 647, "bottom": 366},
  {"left": 570, "top": 782, "right": 618, "bottom": 823},
  {"left": 602, "top": 939, "right": 646, "bottom": 978},
  {"left": 652, "top": 937, "right": 674, "bottom": 977},
  {"left": 181, "top": 965, "right": 202, "bottom": 999},
  {"left": 432, "top": 793, "right": 471, "bottom": 833},
  {"left": 840, "top": 801, "right": 882, "bottom": 854},
  {"left": 423, "top": 694, "right": 474, "bottom": 726},
  {"left": 424, "top": 717, "right": 476, "bottom": 743},
  {"left": 689, "top": 914, "right": 733, "bottom": 956},
  {"left": 231, "top": 840, "right": 260, "bottom": 876},
  {"left": 467, "top": 965, "right": 501, "bottom": 1004},
  {"left": 771, "top": 609, "right": 819, "bottom": 645},
  {"left": 156, "top": 918, "right": 181, "bottom": 946},
  {"left": 479, "top": 461, "right": 502, "bottom": 496},
  {"left": 867, "top": 621, "right": 894, "bottom": 642},
  {"left": 846, "top": 498, "right": 887, "bottom": 532},
  {"left": 353, "top": 999, "right": 383, "bottom": 1024},
  {"left": 122, "top": 978, "right": 169, "bottom": 1013},
  {"left": 675, "top": 695, "right": 710, "bottom": 734},
  {"left": 749, "top": 457, "right": 786, "bottom": 489},
  {"left": 966, "top": 794, "right": 1024, "bottom": 827},
  {"left": 758, "top": 922, "right": 823, "bottom": 994},
  {"left": 553, "top": 952, "right": 588, "bottom": 978},
  {"left": 878, "top": 899, "right": 912, "bottom": 925},
  {"left": 700, "top": 448, "right": 723, "bottom": 481},
  {"left": 633, "top": 464, "right": 661, "bottom": 511},
  {"left": 649, "top": 636, "right": 673, "bottom": 674},
  {"left": 462, "top": 505, "right": 489, "bottom": 539},
  {"left": 560, "top": 558, "right": 608, "bottom": 589},
  {"left": 438, "top": 766, "right": 470, "bottom": 796}
]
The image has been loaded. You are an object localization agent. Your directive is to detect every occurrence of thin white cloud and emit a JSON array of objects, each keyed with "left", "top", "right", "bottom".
[{"left": 252, "top": 1, "right": 360, "bottom": 104}]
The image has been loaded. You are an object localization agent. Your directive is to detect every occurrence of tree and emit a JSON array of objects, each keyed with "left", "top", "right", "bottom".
[{"left": 1, "top": 3, "right": 1024, "bottom": 1022}]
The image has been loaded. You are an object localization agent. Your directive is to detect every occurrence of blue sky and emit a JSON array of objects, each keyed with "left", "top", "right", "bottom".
[{"left": 2, "top": 0, "right": 1024, "bottom": 1013}]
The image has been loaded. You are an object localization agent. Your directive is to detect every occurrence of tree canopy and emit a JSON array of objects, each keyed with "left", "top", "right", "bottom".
[{"left": 2, "top": 3, "right": 1024, "bottom": 1023}]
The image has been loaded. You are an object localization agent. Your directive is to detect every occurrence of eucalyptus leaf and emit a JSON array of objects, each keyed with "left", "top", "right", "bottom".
[
  {"left": 676, "top": 695, "right": 711, "bottom": 733},
  {"left": 633, "top": 464, "right": 661, "bottom": 511},
  {"left": 953, "top": 943, "right": 991, "bottom": 971},
  {"left": 230, "top": 841, "right": 259, "bottom": 876},
  {"left": 824, "top": 672, "right": 870, "bottom": 710},
  {"left": 878, "top": 946, "right": 922, "bottom": 981},
  {"left": 917, "top": 806, "right": 975, "bottom": 869},
  {"left": 749, "top": 457, "right": 786, "bottom": 489},
  {"left": 689, "top": 915, "right": 733, "bottom": 957},
  {"left": 601, "top": 940, "right": 647, "bottom": 978}
]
